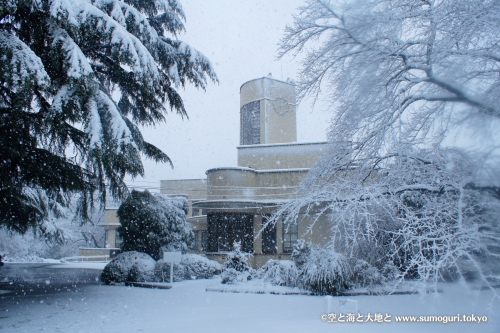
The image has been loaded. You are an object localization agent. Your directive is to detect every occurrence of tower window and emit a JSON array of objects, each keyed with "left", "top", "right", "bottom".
[{"left": 241, "top": 101, "right": 260, "bottom": 145}]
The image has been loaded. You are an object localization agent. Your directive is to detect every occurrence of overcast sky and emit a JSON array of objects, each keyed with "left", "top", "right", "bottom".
[{"left": 125, "top": 0, "right": 331, "bottom": 192}]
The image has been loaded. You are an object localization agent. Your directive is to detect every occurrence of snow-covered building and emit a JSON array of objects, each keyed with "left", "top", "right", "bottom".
[
  {"left": 79, "top": 201, "right": 121, "bottom": 260},
  {"left": 89, "top": 77, "right": 332, "bottom": 265},
  {"left": 161, "top": 77, "right": 331, "bottom": 268}
]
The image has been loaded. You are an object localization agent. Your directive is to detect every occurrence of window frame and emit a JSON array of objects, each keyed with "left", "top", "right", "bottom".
[{"left": 282, "top": 220, "right": 298, "bottom": 253}]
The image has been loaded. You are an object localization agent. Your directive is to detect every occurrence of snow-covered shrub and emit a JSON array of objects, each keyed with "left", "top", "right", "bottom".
[
  {"left": 127, "top": 263, "right": 155, "bottom": 283},
  {"left": 351, "top": 260, "right": 383, "bottom": 288},
  {"left": 154, "top": 260, "right": 186, "bottom": 282},
  {"left": 256, "top": 259, "right": 299, "bottom": 287},
  {"left": 221, "top": 267, "right": 252, "bottom": 285},
  {"left": 101, "top": 251, "right": 155, "bottom": 284},
  {"left": 221, "top": 242, "right": 253, "bottom": 284},
  {"left": 182, "top": 254, "right": 222, "bottom": 279},
  {"left": 292, "top": 241, "right": 351, "bottom": 295},
  {"left": 381, "top": 262, "right": 400, "bottom": 281},
  {"left": 154, "top": 254, "right": 222, "bottom": 282},
  {"left": 290, "top": 239, "right": 310, "bottom": 267}
]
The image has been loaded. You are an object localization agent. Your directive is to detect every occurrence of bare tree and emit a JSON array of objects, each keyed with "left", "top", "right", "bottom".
[
  {"left": 280, "top": 0, "right": 500, "bottom": 157},
  {"left": 277, "top": 0, "right": 500, "bottom": 298}
]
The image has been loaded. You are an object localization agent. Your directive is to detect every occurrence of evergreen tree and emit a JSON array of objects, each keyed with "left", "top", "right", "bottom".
[
  {"left": 117, "top": 190, "right": 193, "bottom": 260},
  {"left": 0, "top": 0, "right": 217, "bottom": 235},
  {"left": 220, "top": 241, "right": 252, "bottom": 284}
]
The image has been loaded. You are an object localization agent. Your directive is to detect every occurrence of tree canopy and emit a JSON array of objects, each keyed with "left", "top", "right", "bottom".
[
  {"left": 280, "top": 0, "right": 500, "bottom": 158},
  {"left": 0, "top": 0, "right": 217, "bottom": 235},
  {"left": 117, "top": 190, "right": 193, "bottom": 260},
  {"left": 277, "top": 0, "right": 500, "bottom": 292}
]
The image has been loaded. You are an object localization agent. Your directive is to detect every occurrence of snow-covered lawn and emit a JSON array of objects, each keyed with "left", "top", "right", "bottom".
[{"left": 1, "top": 269, "right": 498, "bottom": 333}]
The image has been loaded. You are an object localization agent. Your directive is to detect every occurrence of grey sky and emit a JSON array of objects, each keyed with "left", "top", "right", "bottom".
[{"left": 126, "top": 0, "right": 331, "bottom": 192}]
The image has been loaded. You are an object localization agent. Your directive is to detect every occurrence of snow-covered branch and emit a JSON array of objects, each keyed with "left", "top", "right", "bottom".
[
  {"left": 280, "top": 0, "right": 500, "bottom": 153},
  {"left": 0, "top": 0, "right": 217, "bottom": 234}
]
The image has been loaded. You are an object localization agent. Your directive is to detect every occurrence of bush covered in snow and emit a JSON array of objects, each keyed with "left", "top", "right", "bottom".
[
  {"left": 255, "top": 259, "right": 299, "bottom": 287},
  {"left": 100, "top": 251, "right": 155, "bottom": 284},
  {"left": 221, "top": 242, "right": 253, "bottom": 284},
  {"left": 154, "top": 260, "right": 186, "bottom": 282},
  {"left": 183, "top": 254, "right": 222, "bottom": 279},
  {"left": 154, "top": 254, "right": 222, "bottom": 282},
  {"left": 292, "top": 240, "right": 351, "bottom": 295},
  {"left": 349, "top": 259, "right": 402, "bottom": 288},
  {"left": 351, "top": 260, "right": 384, "bottom": 288},
  {"left": 381, "top": 261, "right": 400, "bottom": 282}
]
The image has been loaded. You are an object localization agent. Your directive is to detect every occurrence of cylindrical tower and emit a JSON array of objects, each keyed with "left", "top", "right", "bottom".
[{"left": 239, "top": 77, "right": 297, "bottom": 145}]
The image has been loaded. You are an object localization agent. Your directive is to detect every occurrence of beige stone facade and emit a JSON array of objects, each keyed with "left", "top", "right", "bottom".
[
  {"left": 160, "top": 179, "right": 207, "bottom": 216},
  {"left": 102, "top": 209, "right": 121, "bottom": 249},
  {"left": 78, "top": 208, "right": 120, "bottom": 260}
]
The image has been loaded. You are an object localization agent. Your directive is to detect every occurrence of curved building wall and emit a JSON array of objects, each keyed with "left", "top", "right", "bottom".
[
  {"left": 237, "top": 141, "right": 328, "bottom": 170},
  {"left": 240, "top": 77, "right": 297, "bottom": 145},
  {"left": 205, "top": 167, "right": 307, "bottom": 201}
]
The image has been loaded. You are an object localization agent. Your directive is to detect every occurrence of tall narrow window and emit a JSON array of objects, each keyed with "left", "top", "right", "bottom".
[
  {"left": 201, "top": 231, "right": 207, "bottom": 251},
  {"left": 282, "top": 221, "right": 298, "bottom": 253},
  {"left": 207, "top": 215, "right": 218, "bottom": 252},
  {"left": 262, "top": 215, "right": 277, "bottom": 254},
  {"left": 241, "top": 101, "right": 260, "bottom": 145},
  {"left": 115, "top": 231, "right": 122, "bottom": 249}
]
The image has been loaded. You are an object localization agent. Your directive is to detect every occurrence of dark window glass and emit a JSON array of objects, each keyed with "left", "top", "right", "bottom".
[
  {"left": 207, "top": 214, "right": 218, "bottom": 252},
  {"left": 241, "top": 100, "right": 260, "bottom": 145},
  {"left": 201, "top": 231, "right": 207, "bottom": 251},
  {"left": 262, "top": 215, "right": 277, "bottom": 254},
  {"left": 217, "top": 214, "right": 231, "bottom": 251},
  {"left": 207, "top": 213, "right": 254, "bottom": 253}
]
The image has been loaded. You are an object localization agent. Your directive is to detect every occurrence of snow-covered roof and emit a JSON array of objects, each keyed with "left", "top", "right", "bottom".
[
  {"left": 237, "top": 141, "right": 328, "bottom": 149},
  {"left": 206, "top": 167, "right": 310, "bottom": 175},
  {"left": 239, "top": 76, "right": 295, "bottom": 91},
  {"left": 192, "top": 199, "right": 289, "bottom": 210}
]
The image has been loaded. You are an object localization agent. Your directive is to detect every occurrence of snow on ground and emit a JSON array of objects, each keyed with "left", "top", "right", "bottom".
[
  {"left": 0, "top": 273, "right": 499, "bottom": 333},
  {"left": 206, "top": 279, "right": 311, "bottom": 295}
]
